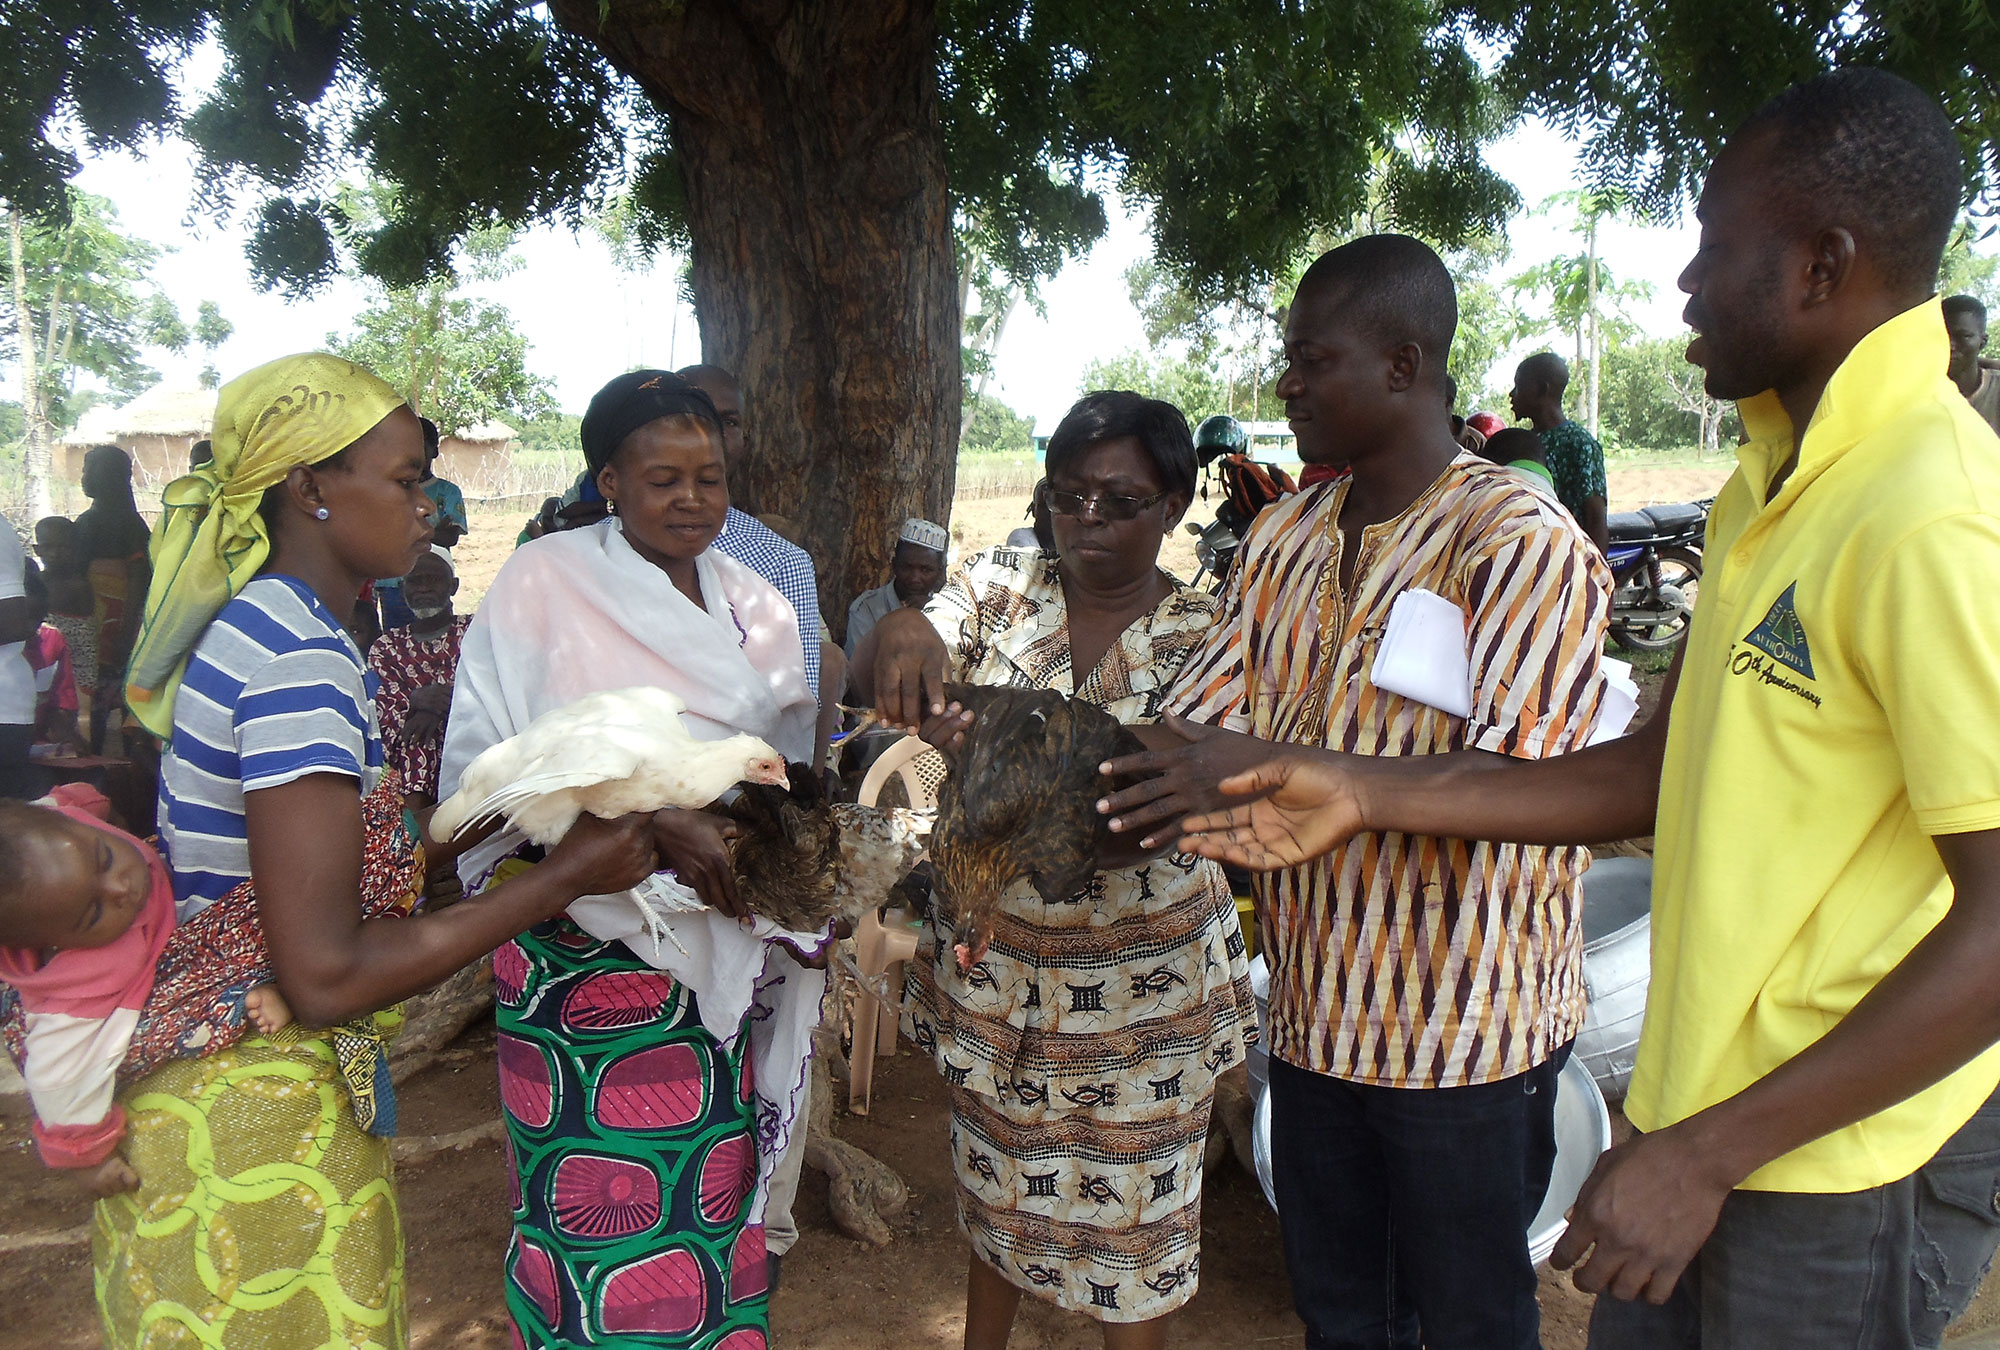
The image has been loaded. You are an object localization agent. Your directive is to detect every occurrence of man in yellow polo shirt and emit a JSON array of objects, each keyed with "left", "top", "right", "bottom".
[{"left": 1102, "top": 68, "right": 2000, "bottom": 1348}]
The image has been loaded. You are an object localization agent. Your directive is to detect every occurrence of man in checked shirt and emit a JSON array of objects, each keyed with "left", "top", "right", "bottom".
[
  {"left": 679, "top": 362, "right": 822, "bottom": 1286},
  {"left": 679, "top": 363, "right": 823, "bottom": 699},
  {"left": 1099, "top": 234, "right": 1615, "bottom": 1349}
]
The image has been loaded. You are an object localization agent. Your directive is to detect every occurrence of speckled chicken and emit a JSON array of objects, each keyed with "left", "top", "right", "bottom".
[
  {"left": 726, "top": 764, "right": 933, "bottom": 932},
  {"left": 930, "top": 682, "right": 1145, "bottom": 973}
]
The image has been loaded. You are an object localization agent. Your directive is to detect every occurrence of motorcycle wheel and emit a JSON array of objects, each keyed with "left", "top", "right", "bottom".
[{"left": 1611, "top": 545, "right": 1702, "bottom": 652}]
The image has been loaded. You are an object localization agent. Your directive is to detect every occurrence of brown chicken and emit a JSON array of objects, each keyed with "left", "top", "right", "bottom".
[
  {"left": 930, "top": 682, "right": 1146, "bottom": 974},
  {"left": 726, "top": 763, "right": 931, "bottom": 932}
]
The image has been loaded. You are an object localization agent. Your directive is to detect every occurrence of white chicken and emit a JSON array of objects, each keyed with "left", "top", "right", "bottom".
[{"left": 430, "top": 686, "right": 791, "bottom": 846}]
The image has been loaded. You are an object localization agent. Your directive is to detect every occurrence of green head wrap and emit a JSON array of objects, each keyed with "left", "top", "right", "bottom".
[{"left": 125, "top": 353, "right": 405, "bottom": 740}]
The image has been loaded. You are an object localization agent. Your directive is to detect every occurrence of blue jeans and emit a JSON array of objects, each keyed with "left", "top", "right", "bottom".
[
  {"left": 1268, "top": 1047, "right": 1569, "bottom": 1350},
  {"left": 1588, "top": 1082, "right": 2000, "bottom": 1349}
]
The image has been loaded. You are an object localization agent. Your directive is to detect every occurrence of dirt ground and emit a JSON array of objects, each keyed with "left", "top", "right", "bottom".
[
  {"left": 19, "top": 1015, "right": 1992, "bottom": 1348},
  {"left": 0, "top": 1020, "right": 1604, "bottom": 1349},
  {"left": 1603, "top": 465, "right": 1733, "bottom": 512}
]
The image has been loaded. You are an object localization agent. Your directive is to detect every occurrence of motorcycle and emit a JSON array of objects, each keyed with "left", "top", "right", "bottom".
[
  {"left": 1185, "top": 451, "right": 1296, "bottom": 593},
  {"left": 1606, "top": 499, "right": 1710, "bottom": 652}
]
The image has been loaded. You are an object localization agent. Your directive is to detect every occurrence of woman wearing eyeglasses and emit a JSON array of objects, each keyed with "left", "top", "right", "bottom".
[{"left": 858, "top": 390, "right": 1254, "bottom": 1350}]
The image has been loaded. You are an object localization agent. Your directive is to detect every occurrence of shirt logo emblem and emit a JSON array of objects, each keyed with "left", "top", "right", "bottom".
[{"left": 1743, "top": 582, "right": 1814, "bottom": 679}]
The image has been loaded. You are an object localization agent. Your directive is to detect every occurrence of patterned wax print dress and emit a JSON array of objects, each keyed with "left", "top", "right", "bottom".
[
  {"left": 368, "top": 615, "right": 473, "bottom": 801},
  {"left": 494, "top": 924, "right": 770, "bottom": 1349},
  {"left": 100, "top": 574, "right": 409, "bottom": 1350},
  {"left": 903, "top": 546, "right": 1257, "bottom": 1324}
]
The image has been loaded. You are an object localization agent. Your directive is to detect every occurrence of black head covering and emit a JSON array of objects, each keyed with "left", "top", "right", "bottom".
[{"left": 580, "top": 370, "right": 725, "bottom": 475}]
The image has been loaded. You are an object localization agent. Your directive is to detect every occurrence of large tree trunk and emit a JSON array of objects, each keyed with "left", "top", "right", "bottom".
[
  {"left": 547, "top": 0, "right": 961, "bottom": 637},
  {"left": 8, "top": 209, "right": 52, "bottom": 519}
]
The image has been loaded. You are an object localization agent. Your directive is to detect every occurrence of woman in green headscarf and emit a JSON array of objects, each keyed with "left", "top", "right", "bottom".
[{"left": 98, "top": 354, "right": 668, "bottom": 1349}]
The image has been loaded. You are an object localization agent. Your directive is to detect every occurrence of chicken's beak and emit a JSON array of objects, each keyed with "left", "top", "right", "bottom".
[{"left": 749, "top": 758, "right": 791, "bottom": 787}]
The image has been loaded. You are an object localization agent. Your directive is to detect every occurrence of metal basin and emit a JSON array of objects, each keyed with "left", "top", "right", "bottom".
[
  {"left": 1528, "top": 1057, "right": 1614, "bottom": 1263},
  {"left": 1576, "top": 855, "right": 1653, "bottom": 1104},
  {"left": 1250, "top": 1056, "right": 1613, "bottom": 1266}
]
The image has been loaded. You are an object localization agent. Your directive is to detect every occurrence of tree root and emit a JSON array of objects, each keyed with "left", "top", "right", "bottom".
[
  {"left": 805, "top": 1128, "right": 908, "bottom": 1248},
  {"left": 802, "top": 1051, "right": 907, "bottom": 1247},
  {"left": 0, "top": 1224, "right": 88, "bottom": 1253},
  {"left": 398, "top": 958, "right": 495, "bottom": 1058},
  {"left": 391, "top": 1117, "right": 506, "bottom": 1165},
  {"left": 390, "top": 1044, "right": 487, "bottom": 1088}
]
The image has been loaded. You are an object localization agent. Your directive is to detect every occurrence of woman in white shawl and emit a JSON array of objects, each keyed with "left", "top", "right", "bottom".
[{"left": 440, "top": 371, "right": 819, "bottom": 1349}]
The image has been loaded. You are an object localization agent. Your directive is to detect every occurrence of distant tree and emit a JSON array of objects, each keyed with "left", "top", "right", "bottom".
[
  {"left": 1506, "top": 191, "right": 1657, "bottom": 437},
  {"left": 1595, "top": 336, "right": 1697, "bottom": 453},
  {"left": 1126, "top": 154, "right": 1522, "bottom": 421},
  {"left": 513, "top": 411, "right": 585, "bottom": 462},
  {"left": 960, "top": 244, "right": 1022, "bottom": 435},
  {"left": 3, "top": 191, "right": 187, "bottom": 515},
  {"left": 1078, "top": 350, "right": 1232, "bottom": 426},
  {"left": 1940, "top": 222, "right": 2000, "bottom": 310},
  {"left": 327, "top": 221, "right": 555, "bottom": 436},
  {"left": 192, "top": 300, "right": 234, "bottom": 389},
  {"left": 142, "top": 292, "right": 189, "bottom": 353},
  {"left": 1594, "top": 335, "right": 1735, "bottom": 456},
  {"left": 960, "top": 392, "right": 1034, "bottom": 458},
  {"left": 330, "top": 289, "right": 555, "bottom": 437}
]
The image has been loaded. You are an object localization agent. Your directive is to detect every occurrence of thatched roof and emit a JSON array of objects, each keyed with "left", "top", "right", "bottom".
[
  {"left": 448, "top": 419, "right": 517, "bottom": 444},
  {"left": 62, "top": 384, "right": 215, "bottom": 444},
  {"left": 59, "top": 389, "right": 519, "bottom": 449}
]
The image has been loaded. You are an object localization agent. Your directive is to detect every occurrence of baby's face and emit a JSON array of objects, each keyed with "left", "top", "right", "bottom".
[{"left": 9, "top": 815, "right": 153, "bottom": 952}]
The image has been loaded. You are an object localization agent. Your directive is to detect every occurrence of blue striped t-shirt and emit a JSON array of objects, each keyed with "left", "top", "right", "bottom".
[{"left": 158, "top": 574, "right": 384, "bottom": 917}]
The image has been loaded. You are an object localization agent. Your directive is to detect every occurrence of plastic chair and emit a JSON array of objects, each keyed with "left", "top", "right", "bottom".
[
  {"left": 856, "top": 732, "right": 950, "bottom": 813},
  {"left": 847, "top": 734, "right": 946, "bottom": 1115}
]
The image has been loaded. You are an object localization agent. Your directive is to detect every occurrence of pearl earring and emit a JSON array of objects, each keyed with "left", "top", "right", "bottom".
[{"left": 314, "top": 507, "right": 330, "bottom": 520}]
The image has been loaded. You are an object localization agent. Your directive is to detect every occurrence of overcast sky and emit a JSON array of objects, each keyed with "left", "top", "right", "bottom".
[{"left": 45, "top": 103, "right": 1976, "bottom": 426}]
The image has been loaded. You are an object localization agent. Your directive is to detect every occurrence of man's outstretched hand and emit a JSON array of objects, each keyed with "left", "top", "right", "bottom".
[
  {"left": 1098, "top": 716, "right": 1336, "bottom": 852},
  {"left": 1167, "top": 751, "right": 1371, "bottom": 870}
]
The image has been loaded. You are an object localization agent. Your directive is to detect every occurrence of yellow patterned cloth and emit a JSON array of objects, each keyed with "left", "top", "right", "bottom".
[
  {"left": 125, "top": 353, "right": 405, "bottom": 740},
  {"left": 93, "top": 1029, "right": 406, "bottom": 1349}
]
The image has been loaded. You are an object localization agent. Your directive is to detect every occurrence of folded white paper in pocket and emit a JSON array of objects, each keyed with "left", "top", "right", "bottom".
[
  {"left": 1587, "top": 656, "right": 1641, "bottom": 745},
  {"left": 1370, "top": 589, "right": 1472, "bottom": 718}
]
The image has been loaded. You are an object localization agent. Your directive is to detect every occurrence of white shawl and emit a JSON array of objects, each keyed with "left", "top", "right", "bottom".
[{"left": 440, "top": 519, "right": 823, "bottom": 1219}]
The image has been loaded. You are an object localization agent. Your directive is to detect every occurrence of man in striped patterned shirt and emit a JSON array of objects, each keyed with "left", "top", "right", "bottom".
[{"left": 1105, "top": 236, "right": 1613, "bottom": 1348}]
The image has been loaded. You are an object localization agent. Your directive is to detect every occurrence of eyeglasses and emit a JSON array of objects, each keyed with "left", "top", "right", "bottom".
[{"left": 1040, "top": 485, "right": 1170, "bottom": 521}]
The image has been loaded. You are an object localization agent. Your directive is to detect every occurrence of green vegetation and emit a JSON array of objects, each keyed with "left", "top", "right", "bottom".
[
  {"left": 960, "top": 393, "right": 1034, "bottom": 459},
  {"left": 1078, "top": 349, "right": 1233, "bottom": 423},
  {"left": 325, "top": 217, "right": 554, "bottom": 437},
  {"left": 3, "top": 189, "right": 225, "bottom": 511}
]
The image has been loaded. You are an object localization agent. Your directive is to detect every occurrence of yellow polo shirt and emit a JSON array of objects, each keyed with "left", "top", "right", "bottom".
[{"left": 1626, "top": 299, "right": 2000, "bottom": 1193}]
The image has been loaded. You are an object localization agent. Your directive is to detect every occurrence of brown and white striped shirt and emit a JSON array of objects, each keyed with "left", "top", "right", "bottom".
[{"left": 1169, "top": 455, "right": 1613, "bottom": 1088}]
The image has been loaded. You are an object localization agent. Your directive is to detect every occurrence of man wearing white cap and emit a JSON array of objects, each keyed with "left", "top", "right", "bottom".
[{"left": 844, "top": 517, "right": 948, "bottom": 658}]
